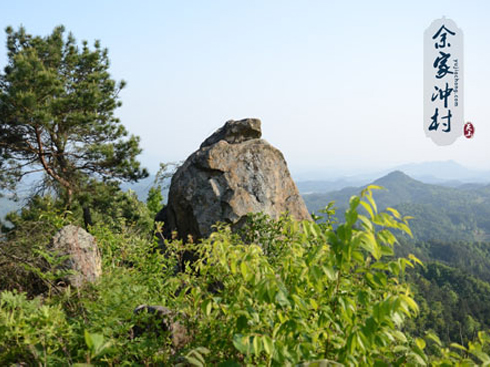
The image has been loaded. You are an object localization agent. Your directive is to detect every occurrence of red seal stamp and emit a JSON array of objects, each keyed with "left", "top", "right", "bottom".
[{"left": 464, "top": 122, "right": 475, "bottom": 139}]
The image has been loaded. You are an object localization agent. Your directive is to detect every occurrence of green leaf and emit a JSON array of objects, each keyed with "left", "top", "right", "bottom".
[
  {"left": 323, "top": 266, "right": 336, "bottom": 281},
  {"left": 202, "top": 299, "right": 213, "bottom": 316},
  {"left": 470, "top": 349, "right": 490, "bottom": 363},
  {"left": 240, "top": 261, "right": 249, "bottom": 280},
  {"left": 349, "top": 195, "right": 360, "bottom": 211},
  {"left": 262, "top": 335, "right": 274, "bottom": 355},
  {"left": 408, "top": 254, "right": 424, "bottom": 268},
  {"left": 449, "top": 343, "right": 467, "bottom": 352},
  {"left": 185, "top": 356, "right": 204, "bottom": 366},
  {"left": 360, "top": 201, "right": 374, "bottom": 219},
  {"left": 366, "top": 184, "right": 384, "bottom": 191},
  {"left": 401, "top": 295, "right": 419, "bottom": 314},
  {"left": 364, "top": 192, "right": 378, "bottom": 215},
  {"left": 275, "top": 289, "right": 290, "bottom": 307},
  {"left": 84, "top": 329, "right": 93, "bottom": 350},
  {"left": 425, "top": 332, "right": 442, "bottom": 346},
  {"left": 358, "top": 231, "right": 381, "bottom": 260},
  {"left": 386, "top": 207, "right": 401, "bottom": 220},
  {"left": 233, "top": 334, "right": 248, "bottom": 354},
  {"left": 416, "top": 338, "right": 426, "bottom": 350},
  {"left": 252, "top": 335, "right": 262, "bottom": 355},
  {"left": 397, "top": 222, "right": 413, "bottom": 237}
]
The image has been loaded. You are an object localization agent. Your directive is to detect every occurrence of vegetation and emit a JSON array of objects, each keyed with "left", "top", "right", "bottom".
[
  {"left": 303, "top": 171, "right": 490, "bottom": 242},
  {"left": 2, "top": 183, "right": 490, "bottom": 365},
  {"left": 405, "top": 262, "right": 490, "bottom": 347},
  {"left": 398, "top": 239, "right": 490, "bottom": 283},
  {"left": 0, "top": 25, "right": 147, "bottom": 227},
  {"left": 305, "top": 173, "right": 490, "bottom": 352}
]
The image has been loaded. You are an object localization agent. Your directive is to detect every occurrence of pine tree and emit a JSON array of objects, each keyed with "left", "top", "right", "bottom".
[{"left": 0, "top": 26, "right": 147, "bottom": 207}]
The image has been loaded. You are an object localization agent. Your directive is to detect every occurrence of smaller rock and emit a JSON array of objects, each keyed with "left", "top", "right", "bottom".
[
  {"left": 132, "top": 305, "right": 189, "bottom": 350},
  {"left": 200, "top": 118, "right": 261, "bottom": 148},
  {"left": 50, "top": 225, "right": 101, "bottom": 288}
]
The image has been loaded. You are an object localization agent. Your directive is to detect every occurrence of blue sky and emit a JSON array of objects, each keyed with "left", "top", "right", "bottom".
[{"left": 1, "top": 1, "right": 489, "bottom": 178}]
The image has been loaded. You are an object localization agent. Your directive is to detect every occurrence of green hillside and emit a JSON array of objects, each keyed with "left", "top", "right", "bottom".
[
  {"left": 405, "top": 261, "right": 490, "bottom": 346},
  {"left": 303, "top": 171, "right": 490, "bottom": 242},
  {"left": 301, "top": 172, "right": 490, "bottom": 347}
]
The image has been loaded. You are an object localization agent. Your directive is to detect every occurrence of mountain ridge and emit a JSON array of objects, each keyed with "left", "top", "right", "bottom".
[
  {"left": 294, "top": 161, "right": 490, "bottom": 191},
  {"left": 303, "top": 170, "right": 490, "bottom": 242}
]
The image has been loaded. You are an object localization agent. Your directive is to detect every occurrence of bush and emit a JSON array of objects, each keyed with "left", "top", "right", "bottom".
[
  {"left": 0, "top": 290, "right": 73, "bottom": 365},
  {"left": 1, "top": 186, "right": 490, "bottom": 365}
]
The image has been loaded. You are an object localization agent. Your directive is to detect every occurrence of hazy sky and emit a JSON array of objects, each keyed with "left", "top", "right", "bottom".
[{"left": 1, "top": 1, "right": 489, "bottom": 178}]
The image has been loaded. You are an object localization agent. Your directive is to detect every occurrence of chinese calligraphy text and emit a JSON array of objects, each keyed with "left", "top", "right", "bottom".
[{"left": 424, "top": 18, "right": 464, "bottom": 146}]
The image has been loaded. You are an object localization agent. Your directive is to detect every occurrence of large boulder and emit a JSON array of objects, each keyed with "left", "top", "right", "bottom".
[
  {"left": 50, "top": 225, "right": 101, "bottom": 287},
  {"left": 157, "top": 118, "right": 311, "bottom": 242}
]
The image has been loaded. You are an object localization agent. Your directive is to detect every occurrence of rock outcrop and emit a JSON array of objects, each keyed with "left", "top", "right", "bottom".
[
  {"left": 157, "top": 118, "right": 311, "bottom": 241},
  {"left": 50, "top": 225, "right": 101, "bottom": 287},
  {"left": 131, "top": 305, "right": 189, "bottom": 350}
]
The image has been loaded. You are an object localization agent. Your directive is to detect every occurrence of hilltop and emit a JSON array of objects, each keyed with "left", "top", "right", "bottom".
[{"left": 303, "top": 170, "right": 490, "bottom": 242}]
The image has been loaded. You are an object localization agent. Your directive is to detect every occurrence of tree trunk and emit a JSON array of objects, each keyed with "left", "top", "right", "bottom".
[{"left": 83, "top": 206, "right": 93, "bottom": 230}]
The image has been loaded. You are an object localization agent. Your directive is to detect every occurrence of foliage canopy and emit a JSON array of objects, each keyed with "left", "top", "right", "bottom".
[{"left": 0, "top": 26, "right": 147, "bottom": 204}]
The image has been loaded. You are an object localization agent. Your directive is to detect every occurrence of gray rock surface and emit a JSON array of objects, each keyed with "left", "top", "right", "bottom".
[
  {"left": 157, "top": 118, "right": 311, "bottom": 241},
  {"left": 132, "top": 305, "right": 189, "bottom": 350},
  {"left": 51, "top": 225, "right": 101, "bottom": 287},
  {"left": 200, "top": 118, "right": 261, "bottom": 148}
]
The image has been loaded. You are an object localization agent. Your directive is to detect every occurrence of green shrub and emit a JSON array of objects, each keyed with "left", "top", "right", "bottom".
[
  {"left": 0, "top": 290, "right": 73, "bottom": 365},
  {"left": 2, "top": 186, "right": 490, "bottom": 365},
  {"left": 169, "top": 186, "right": 423, "bottom": 365}
]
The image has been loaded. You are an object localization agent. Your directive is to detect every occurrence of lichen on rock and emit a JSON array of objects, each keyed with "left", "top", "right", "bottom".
[{"left": 157, "top": 118, "right": 311, "bottom": 242}]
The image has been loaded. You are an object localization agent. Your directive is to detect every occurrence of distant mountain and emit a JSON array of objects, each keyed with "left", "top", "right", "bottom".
[
  {"left": 393, "top": 160, "right": 490, "bottom": 184},
  {"left": 456, "top": 182, "right": 487, "bottom": 190},
  {"left": 119, "top": 174, "right": 170, "bottom": 202},
  {"left": 0, "top": 196, "right": 19, "bottom": 221},
  {"left": 119, "top": 175, "right": 155, "bottom": 201},
  {"left": 302, "top": 171, "right": 490, "bottom": 242},
  {"left": 0, "top": 174, "right": 170, "bottom": 222},
  {"left": 302, "top": 171, "right": 431, "bottom": 211},
  {"left": 294, "top": 161, "right": 490, "bottom": 188},
  {"left": 295, "top": 178, "right": 369, "bottom": 194}
]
